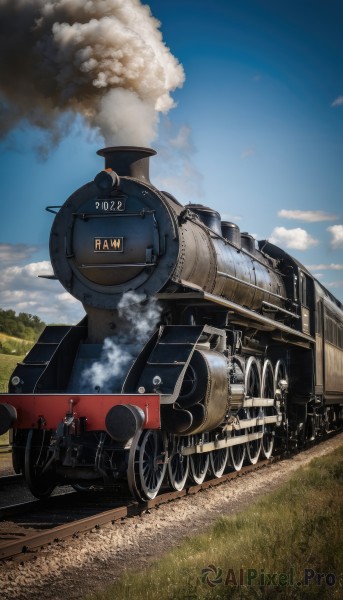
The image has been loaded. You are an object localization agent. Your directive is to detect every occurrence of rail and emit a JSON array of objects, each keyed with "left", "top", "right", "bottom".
[
  {"left": 0, "top": 428, "right": 341, "bottom": 563},
  {"left": 0, "top": 460, "right": 271, "bottom": 562}
]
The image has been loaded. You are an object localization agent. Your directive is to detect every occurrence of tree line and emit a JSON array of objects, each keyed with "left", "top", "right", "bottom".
[{"left": 0, "top": 309, "right": 46, "bottom": 342}]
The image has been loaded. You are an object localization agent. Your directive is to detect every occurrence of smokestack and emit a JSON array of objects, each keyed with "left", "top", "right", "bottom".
[{"left": 97, "top": 146, "right": 156, "bottom": 183}]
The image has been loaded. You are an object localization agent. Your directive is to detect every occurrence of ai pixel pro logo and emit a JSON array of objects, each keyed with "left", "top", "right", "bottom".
[{"left": 200, "top": 565, "right": 337, "bottom": 588}]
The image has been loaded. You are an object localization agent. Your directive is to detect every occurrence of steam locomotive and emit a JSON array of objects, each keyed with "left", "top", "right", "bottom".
[{"left": 1, "top": 146, "right": 342, "bottom": 500}]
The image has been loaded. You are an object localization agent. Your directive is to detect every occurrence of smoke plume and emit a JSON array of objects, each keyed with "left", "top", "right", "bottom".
[
  {"left": 0, "top": 0, "right": 185, "bottom": 147},
  {"left": 82, "top": 291, "right": 162, "bottom": 393}
]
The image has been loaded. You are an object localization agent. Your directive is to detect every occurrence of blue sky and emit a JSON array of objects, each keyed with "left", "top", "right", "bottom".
[{"left": 0, "top": 0, "right": 342, "bottom": 324}]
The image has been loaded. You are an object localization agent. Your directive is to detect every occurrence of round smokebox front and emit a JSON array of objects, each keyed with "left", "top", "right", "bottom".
[
  {"left": 71, "top": 198, "right": 156, "bottom": 287},
  {"left": 49, "top": 175, "right": 178, "bottom": 310}
]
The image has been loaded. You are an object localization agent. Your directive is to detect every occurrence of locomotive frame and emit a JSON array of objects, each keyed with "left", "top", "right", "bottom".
[{"left": 0, "top": 146, "right": 342, "bottom": 500}]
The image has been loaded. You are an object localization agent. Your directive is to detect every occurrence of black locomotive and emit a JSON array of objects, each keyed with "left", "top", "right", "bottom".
[{"left": 1, "top": 146, "right": 342, "bottom": 500}]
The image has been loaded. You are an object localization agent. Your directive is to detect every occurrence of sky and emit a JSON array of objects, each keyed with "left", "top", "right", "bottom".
[{"left": 0, "top": 0, "right": 342, "bottom": 324}]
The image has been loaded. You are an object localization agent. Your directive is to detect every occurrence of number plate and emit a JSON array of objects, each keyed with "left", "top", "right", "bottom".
[
  {"left": 94, "top": 237, "right": 123, "bottom": 252},
  {"left": 95, "top": 199, "right": 126, "bottom": 212}
]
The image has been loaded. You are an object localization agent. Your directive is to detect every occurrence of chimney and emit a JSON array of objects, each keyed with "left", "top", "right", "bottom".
[{"left": 97, "top": 146, "right": 156, "bottom": 184}]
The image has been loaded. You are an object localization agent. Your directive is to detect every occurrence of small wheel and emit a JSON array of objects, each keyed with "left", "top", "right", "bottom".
[
  {"left": 168, "top": 437, "right": 189, "bottom": 491},
  {"left": 128, "top": 429, "right": 167, "bottom": 500},
  {"left": 245, "top": 408, "right": 262, "bottom": 464},
  {"left": 189, "top": 452, "right": 209, "bottom": 484},
  {"left": 24, "top": 429, "right": 56, "bottom": 499},
  {"left": 209, "top": 447, "right": 228, "bottom": 478},
  {"left": 229, "top": 429, "right": 246, "bottom": 471},
  {"left": 261, "top": 359, "right": 276, "bottom": 459}
]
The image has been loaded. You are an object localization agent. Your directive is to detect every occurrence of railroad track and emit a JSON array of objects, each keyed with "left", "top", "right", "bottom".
[
  {"left": 0, "top": 428, "right": 341, "bottom": 564},
  {"left": 0, "top": 459, "right": 271, "bottom": 563},
  {"left": 0, "top": 474, "right": 22, "bottom": 487}
]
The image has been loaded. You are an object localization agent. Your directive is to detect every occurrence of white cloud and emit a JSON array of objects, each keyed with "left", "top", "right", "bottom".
[
  {"left": 241, "top": 147, "right": 255, "bottom": 159},
  {"left": 331, "top": 96, "right": 343, "bottom": 107},
  {"left": 1, "top": 261, "right": 54, "bottom": 291},
  {"left": 0, "top": 261, "right": 84, "bottom": 324},
  {"left": 306, "top": 263, "right": 343, "bottom": 271},
  {"left": 278, "top": 209, "right": 338, "bottom": 222},
  {"left": 269, "top": 227, "right": 319, "bottom": 250},
  {"left": 0, "top": 243, "right": 41, "bottom": 266},
  {"left": 327, "top": 280, "right": 343, "bottom": 289},
  {"left": 327, "top": 224, "right": 343, "bottom": 249}
]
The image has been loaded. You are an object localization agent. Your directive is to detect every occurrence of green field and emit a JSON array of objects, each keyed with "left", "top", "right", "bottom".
[
  {"left": 0, "top": 353, "right": 24, "bottom": 393},
  {"left": 0, "top": 332, "right": 33, "bottom": 357},
  {"left": 0, "top": 354, "right": 22, "bottom": 446},
  {"left": 86, "top": 445, "right": 343, "bottom": 600}
]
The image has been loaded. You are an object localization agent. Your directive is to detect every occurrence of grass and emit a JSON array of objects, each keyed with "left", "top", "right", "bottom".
[
  {"left": 86, "top": 446, "right": 343, "bottom": 600},
  {"left": 0, "top": 353, "right": 22, "bottom": 447},
  {"left": 0, "top": 332, "right": 30, "bottom": 343},
  {"left": 0, "top": 332, "right": 33, "bottom": 357},
  {"left": 0, "top": 353, "right": 24, "bottom": 393}
]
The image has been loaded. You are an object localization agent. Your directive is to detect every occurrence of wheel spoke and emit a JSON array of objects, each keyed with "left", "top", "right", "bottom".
[
  {"left": 209, "top": 447, "right": 228, "bottom": 478},
  {"left": 168, "top": 437, "right": 190, "bottom": 491},
  {"left": 245, "top": 358, "right": 262, "bottom": 464},
  {"left": 261, "top": 359, "right": 276, "bottom": 459},
  {"left": 229, "top": 429, "right": 245, "bottom": 471},
  {"left": 245, "top": 407, "right": 262, "bottom": 464},
  {"left": 190, "top": 451, "right": 209, "bottom": 484},
  {"left": 128, "top": 430, "right": 167, "bottom": 500}
]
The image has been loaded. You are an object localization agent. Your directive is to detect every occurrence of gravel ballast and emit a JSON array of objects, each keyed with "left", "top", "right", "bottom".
[{"left": 1, "top": 433, "right": 343, "bottom": 600}]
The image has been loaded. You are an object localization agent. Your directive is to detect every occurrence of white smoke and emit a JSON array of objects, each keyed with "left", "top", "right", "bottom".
[
  {"left": 81, "top": 337, "right": 133, "bottom": 393},
  {"left": 0, "top": 0, "right": 185, "bottom": 147},
  {"left": 117, "top": 289, "right": 162, "bottom": 343},
  {"left": 82, "top": 291, "right": 162, "bottom": 392}
]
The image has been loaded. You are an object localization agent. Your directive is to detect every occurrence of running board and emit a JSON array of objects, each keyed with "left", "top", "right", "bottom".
[{"left": 157, "top": 289, "right": 315, "bottom": 347}]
